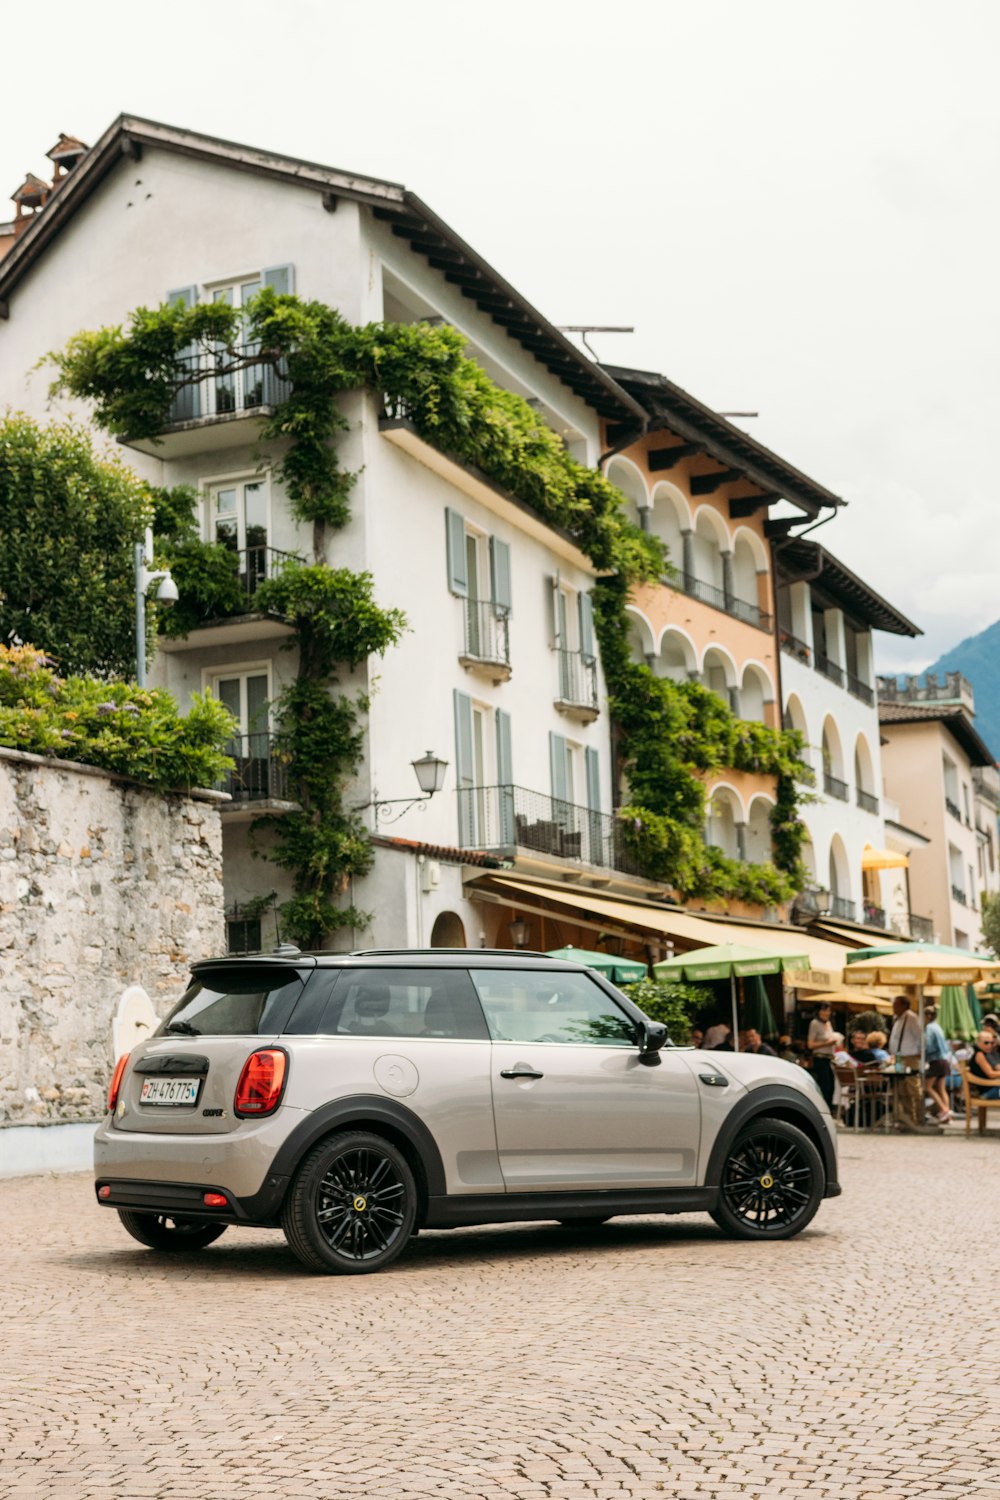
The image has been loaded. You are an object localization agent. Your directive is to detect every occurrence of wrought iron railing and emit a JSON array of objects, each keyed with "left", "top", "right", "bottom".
[
  {"left": 846, "top": 671, "right": 874, "bottom": 706},
  {"left": 856, "top": 787, "right": 879, "bottom": 814},
  {"left": 680, "top": 574, "right": 773, "bottom": 632},
  {"left": 456, "top": 784, "right": 643, "bottom": 875},
  {"left": 815, "top": 653, "right": 844, "bottom": 688},
  {"left": 555, "top": 649, "right": 599, "bottom": 711},
  {"left": 461, "top": 600, "right": 510, "bottom": 668},
  {"left": 951, "top": 883, "right": 968, "bottom": 906},
  {"left": 945, "top": 796, "right": 962, "bottom": 822},
  {"left": 889, "top": 911, "right": 935, "bottom": 942},
  {"left": 830, "top": 895, "right": 856, "bottom": 921},
  {"left": 218, "top": 545, "right": 301, "bottom": 604},
  {"left": 779, "top": 629, "right": 811, "bottom": 664},
  {"left": 221, "top": 734, "right": 289, "bottom": 804},
  {"left": 863, "top": 900, "right": 886, "bottom": 929},
  {"left": 168, "top": 343, "right": 292, "bottom": 424},
  {"left": 824, "top": 772, "right": 849, "bottom": 801}
]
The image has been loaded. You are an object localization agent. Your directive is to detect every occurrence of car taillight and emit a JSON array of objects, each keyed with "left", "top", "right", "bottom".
[
  {"left": 108, "top": 1053, "right": 130, "bottom": 1112},
  {"left": 234, "top": 1049, "right": 287, "bottom": 1117}
]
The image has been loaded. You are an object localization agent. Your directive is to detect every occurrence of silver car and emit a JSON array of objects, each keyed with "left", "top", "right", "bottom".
[{"left": 95, "top": 949, "right": 839, "bottom": 1274}]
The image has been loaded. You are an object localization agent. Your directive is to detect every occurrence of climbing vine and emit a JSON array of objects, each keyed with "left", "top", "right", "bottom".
[{"left": 52, "top": 291, "right": 810, "bottom": 933}]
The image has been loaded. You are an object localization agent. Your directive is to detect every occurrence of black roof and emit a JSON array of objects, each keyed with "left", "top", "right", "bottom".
[{"left": 775, "top": 538, "right": 921, "bottom": 637}]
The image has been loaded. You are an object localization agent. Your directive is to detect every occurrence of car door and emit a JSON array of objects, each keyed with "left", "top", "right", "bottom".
[{"left": 471, "top": 966, "right": 701, "bottom": 1192}]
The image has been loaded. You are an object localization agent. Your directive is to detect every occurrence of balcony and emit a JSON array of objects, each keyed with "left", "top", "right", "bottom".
[
  {"left": 680, "top": 574, "right": 774, "bottom": 634},
  {"left": 846, "top": 671, "right": 874, "bottom": 706},
  {"left": 951, "top": 884, "right": 968, "bottom": 906},
  {"left": 158, "top": 545, "right": 300, "bottom": 653},
  {"left": 555, "top": 649, "right": 599, "bottom": 723},
  {"left": 888, "top": 911, "right": 935, "bottom": 942},
  {"left": 460, "top": 600, "right": 511, "bottom": 683},
  {"left": 862, "top": 899, "right": 886, "bottom": 929},
  {"left": 824, "top": 772, "right": 849, "bottom": 801},
  {"left": 815, "top": 652, "right": 845, "bottom": 689},
  {"left": 456, "top": 784, "right": 642, "bottom": 876},
  {"left": 122, "top": 344, "right": 293, "bottom": 458},
  {"left": 219, "top": 734, "right": 296, "bottom": 820},
  {"left": 856, "top": 787, "right": 879, "bottom": 815},
  {"left": 830, "top": 895, "right": 856, "bottom": 921},
  {"left": 946, "top": 796, "right": 962, "bottom": 822},
  {"left": 779, "top": 629, "right": 811, "bottom": 665}
]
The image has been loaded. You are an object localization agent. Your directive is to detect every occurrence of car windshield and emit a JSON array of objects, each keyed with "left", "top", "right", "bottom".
[{"left": 157, "top": 966, "right": 305, "bottom": 1037}]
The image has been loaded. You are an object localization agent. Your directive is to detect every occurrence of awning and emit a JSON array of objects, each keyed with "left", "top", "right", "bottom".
[
  {"left": 861, "top": 847, "right": 909, "bottom": 871},
  {"left": 469, "top": 874, "right": 863, "bottom": 970},
  {"left": 794, "top": 990, "right": 895, "bottom": 1015}
]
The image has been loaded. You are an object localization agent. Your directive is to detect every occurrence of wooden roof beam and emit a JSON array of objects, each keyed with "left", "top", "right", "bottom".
[
  {"left": 648, "top": 442, "right": 701, "bottom": 471},
  {"left": 730, "top": 493, "right": 780, "bottom": 517},
  {"left": 691, "top": 469, "right": 744, "bottom": 495}
]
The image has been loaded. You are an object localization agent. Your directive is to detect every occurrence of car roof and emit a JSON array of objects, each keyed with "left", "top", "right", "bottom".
[{"left": 190, "top": 947, "right": 591, "bottom": 973}]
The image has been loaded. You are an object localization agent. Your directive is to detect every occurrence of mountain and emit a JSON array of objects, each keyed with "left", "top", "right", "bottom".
[{"left": 925, "top": 619, "right": 1000, "bottom": 761}]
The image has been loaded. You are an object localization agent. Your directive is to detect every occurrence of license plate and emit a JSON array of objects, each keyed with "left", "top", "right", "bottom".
[{"left": 140, "top": 1077, "right": 200, "bottom": 1106}]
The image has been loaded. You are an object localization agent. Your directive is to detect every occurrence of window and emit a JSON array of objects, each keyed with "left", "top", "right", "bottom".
[
  {"left": 210, "top": 667, "right": 270, "bottom": 747},
  {"left": 471, "top": 969, "right": 637, "bottom": 1046},
  {"left": 301, "top": 968, "right": 489, "bottom": 1040},
  {"left": 167, "top": 266, "right": 293, "bottom": 421},
  {"left": 207, "top": 477, "right": 268, "bottom": 556},
  {"left": 455, "top": 693, "right": 513, "bottom": 845},
  {"left": 158, "top": 965, "right": 304, "bottom": 1037},
  {"left": 227, "top": 916, "right": 262, "bottom": 954},
  {"left": 445, "top": 508, "right": 512, "bottom": 611}
]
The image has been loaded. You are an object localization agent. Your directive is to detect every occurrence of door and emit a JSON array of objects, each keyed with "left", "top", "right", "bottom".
[
  {"left": 208, "top": 479, "right": 268, "bottom": 592},
  {"left": 211, "top": 278, "right": 262, "bottom": 412},
  {"left": 471, "top": 967, "right": 701, "bottom": 1191},
  {"left": 212, "top": 669, "right": 270, "bottom": 798}
]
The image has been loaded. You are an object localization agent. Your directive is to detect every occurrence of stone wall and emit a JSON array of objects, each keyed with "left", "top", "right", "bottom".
[{"left": 0, "top": 748, "right": 225, "bottom": 1126}]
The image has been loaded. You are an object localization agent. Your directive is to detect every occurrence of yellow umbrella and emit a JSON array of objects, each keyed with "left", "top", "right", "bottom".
[
  {"left": 843, "top": 950, "right": 1000, "bottom": 986},
  {"left": 861, "top": 846, "right": 909, "bottom": 871},
  {"left": 795, "top": 990, "right": 894, "bottom": 1016}
]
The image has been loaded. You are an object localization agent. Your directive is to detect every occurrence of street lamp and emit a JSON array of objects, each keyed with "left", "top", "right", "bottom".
[
  {"left": 134, "top": 526, "right": 177, "bottom": 688},
  {"left": 371, "top": 751, "right": 449, "bottom": 824},
  {"left": 509, "top": 917, "right": 530, "bottom": 949}
]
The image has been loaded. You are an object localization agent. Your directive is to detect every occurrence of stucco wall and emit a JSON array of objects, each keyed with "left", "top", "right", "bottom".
[{"left": 0, "top": 749, "right": 225, "bottom": 1126}]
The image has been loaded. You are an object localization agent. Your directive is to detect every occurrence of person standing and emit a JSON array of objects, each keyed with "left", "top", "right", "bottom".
[
  {"left": 807, "top": 1001, "right": 837, "bottom": 1110},
  {"left": 923, "top": 1006, "right": 952, "bottom": 1123},
  {"left": 888, "top": 996, "right": 924, "bottom": 1130}
]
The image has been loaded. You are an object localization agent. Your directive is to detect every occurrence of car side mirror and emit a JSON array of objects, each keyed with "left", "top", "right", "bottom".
[{"left": 638, "top": 1020, "right": 668, "bottom": 1065}]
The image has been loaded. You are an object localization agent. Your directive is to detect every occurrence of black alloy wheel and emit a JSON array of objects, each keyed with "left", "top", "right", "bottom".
[
  {"left": 282, "top": 1130, "right": 417, "bottom": 1275},
  {"left": 710, "top": 1116, "right": 824, "bottom": 1240},
  {"left": 116, "top": 1210, "right": 228, "bottom": 1251}
]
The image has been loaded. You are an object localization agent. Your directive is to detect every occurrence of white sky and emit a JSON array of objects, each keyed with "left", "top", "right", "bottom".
[{"left": 4, "top": 0, "right": 997, "bottom": 673}]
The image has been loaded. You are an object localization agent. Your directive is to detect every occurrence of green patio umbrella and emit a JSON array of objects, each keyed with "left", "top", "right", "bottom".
[
  {"left": 654, "top": 941, "right": 808, "bottom": 1051},
  {"left": 743, "top": 973, "right": 778, "bottom": 1038},
  {"left": 937, "top": 985, "right": 977, "bottom": 1042},
  {"left": 845, "top": 941, "right": 995, "bottom": 965},
  {"left": 546, "top": 946, "right": 648, "bottom": 986},
  {"left": 968, "top": 984, "right": 984, "bottom": 1029}
]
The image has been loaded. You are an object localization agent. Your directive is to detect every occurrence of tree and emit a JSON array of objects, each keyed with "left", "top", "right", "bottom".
[
  {"left": 0, "top": 414, "right": 150, "bottom": 678},
  {"left": 980, "top": 891, "right": 1000, "bottom": 960}
]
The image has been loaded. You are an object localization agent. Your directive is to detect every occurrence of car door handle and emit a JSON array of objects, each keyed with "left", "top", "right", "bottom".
[{"left": 499, "top": 1068, "right": 544, "bottom": 1080}]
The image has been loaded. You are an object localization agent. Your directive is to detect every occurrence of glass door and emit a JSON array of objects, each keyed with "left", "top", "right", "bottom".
[
  {"left": 211, "top": 279, "right": 262, "bottom": 412},
  {"left": 209, "top": 480, "right": 268, "bottom": 594},
  {"left": 213, "top": 671, "right": 270, "bottom": 799}
]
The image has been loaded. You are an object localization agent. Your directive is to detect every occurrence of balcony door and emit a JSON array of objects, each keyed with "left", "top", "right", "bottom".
[
  {"left": 209, "top": 480, "right": 268, "bottom": 595},
  {"left": 212, "top": 668, "right": 271, "bottom": 801},
  {"left": 211, "top": 278, "right": 262, "bottom": 413}
]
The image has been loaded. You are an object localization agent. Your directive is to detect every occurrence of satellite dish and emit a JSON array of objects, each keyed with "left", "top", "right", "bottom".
[{"left": 113, "top": 985, "right": 159, "bottom": 1059}]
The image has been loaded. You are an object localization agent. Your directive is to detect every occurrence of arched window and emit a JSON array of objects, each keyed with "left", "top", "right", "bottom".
[
  {"left": 706, "top": 784, "right": 744, "bottom": 860},
  {"left": 746, "top": 796, "right": 774, "bottom": 863},
  {"left": 739, "top": 664, "right": 773, "bottom": 724},
  {"left": 691, "top": 508, "right": 727, "bottom": 593},
  {"left": 650, "top": 482, "right": 690, "bottom": 575},
  {"left": 821, "top": 715, "right": 846, "bottom": 799},
  {"left": 606, "top": 458, "right": 648, "bottom": 532},
  {"left": 702, "top": 645, "right": 738, "bottom": 708},
  {"left": 430, "top": 911, "right": 467, "bottom": 948},
  {"left": 656, "top": 627, "right": 697, "bottom": 683}
]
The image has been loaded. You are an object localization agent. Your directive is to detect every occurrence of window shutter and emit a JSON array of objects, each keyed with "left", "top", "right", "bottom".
[
  {"left": 490, "top": 537, "right": 512, "bottom": 614},
  {"left": 495, "top": 709, "right": 515, "bottom": 845},
  {"left": 166, "top": 285, "right": 200, "bottom": 421},
  {"left": 549, "top": 572, "right": 562, "bottom": 647},
  {"left": 585, "top": 746, "right": 601, "bottom": 813},
  {"left": 454, "top": 690, "right": 474, "bottom": 844},
  {"left": 549, "top": 731, "right": 569, "bottom": 804},
  {"left": 262, "top": 264, "right": 295, "bottom": 296},
  {"left": 579, "top": 591, "right": 595, "bottom": 662},
  {"left": 446, "top": 509, "right": 468, "bottom": 597}
]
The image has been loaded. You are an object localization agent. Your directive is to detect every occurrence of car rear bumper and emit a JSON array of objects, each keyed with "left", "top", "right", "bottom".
[{"left": 94, "top": 1174, "right": 290, "bottom": 1225}]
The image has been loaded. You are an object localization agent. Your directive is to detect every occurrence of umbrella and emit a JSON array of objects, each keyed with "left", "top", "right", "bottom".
[
  {"left": 967, "top": 984, "right": 983, "bottom": 1030},
  {"left": 936, "top": 985, "right": 977, "bottom": 1042},
  {"left": 794, "top": 989, "right": 894, "bottom": 1016},
  {"left": 546, "top": 946, "right": 648, "bottom": 985},
  {"left": 654, "top": 941, "right": 809, "bottom": 1051},
  {"left": 843, "top": 949, "right": 1000, "bottom": 1080},
  {"left": 845, "top": 942, "right": 995, "bottom": 967},
  {"left": 861, "top": 847, "right": 909, "bottom": 871},
  {"left": 743, "top": 973, "right": 777, "bottom": 1037}
]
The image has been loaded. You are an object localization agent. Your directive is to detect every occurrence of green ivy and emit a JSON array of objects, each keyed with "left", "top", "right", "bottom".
[{"left": 51, "top": 294, "right": 812, "bottom": 928}]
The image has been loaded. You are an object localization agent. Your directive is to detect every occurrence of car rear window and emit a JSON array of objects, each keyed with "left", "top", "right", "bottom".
[
  {"left": 286, "top": 967, "right": 489, "bottom": 1040},
  {"left": 157, "top": 966, "right": 306, "bottom": 1037}
]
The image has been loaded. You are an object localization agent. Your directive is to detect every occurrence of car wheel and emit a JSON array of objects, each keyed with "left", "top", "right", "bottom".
[
  {"left": 116, "top": 1210, "right": 228, "bottom": 1251},
  {"left": 710, "top": 1116, "right": 825, "bottom": 1240},
  {"left": 281, "top": 1130, "right": 417, "bottom": 1275}
]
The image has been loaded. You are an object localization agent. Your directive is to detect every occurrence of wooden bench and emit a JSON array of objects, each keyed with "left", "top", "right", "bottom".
[{"left": 959, "top": 1062, "right": 1000, "bottom": 1136}]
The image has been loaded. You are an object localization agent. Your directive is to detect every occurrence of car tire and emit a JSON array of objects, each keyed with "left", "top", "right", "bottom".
[
  {"left": 709, "top": 1115, "right": 825, "bottom": 1240},
  {"left": 116, "top": 1210, "right": 228, "bottom": 1251},
  {"left": 281, "top": 1130, "right": 417, "bottom": 1275}
]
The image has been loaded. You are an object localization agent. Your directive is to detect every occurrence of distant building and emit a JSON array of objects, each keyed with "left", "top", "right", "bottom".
[{"left": 878, "top": 672, "right": 1000, "bottom": 948}]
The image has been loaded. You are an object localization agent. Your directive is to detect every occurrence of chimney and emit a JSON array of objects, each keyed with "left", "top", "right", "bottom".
[{"left": 0, "top": 133, "right": 90, "bottom": 261}]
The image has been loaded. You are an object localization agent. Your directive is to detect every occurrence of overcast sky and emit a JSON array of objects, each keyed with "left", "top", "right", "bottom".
[{"left": 4, "top": 0, "right": 996, "bottom": 674}]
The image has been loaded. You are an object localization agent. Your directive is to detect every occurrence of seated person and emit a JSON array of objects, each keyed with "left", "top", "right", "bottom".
[
  {"left": 741, "top": 1027, "right": 776, "bottom": 1057},
  {"left": 849, "top": 1028, "right": 877, "bottom": 1064},
  {"left": 832, "top": 1033, "right": 855, "bottom": 1067},
  {"left": 344, "top": 984, "right": 398, "bottom": 1036},
  {"left": 967, "top": 1031, "right": 1000, "bottom": 1099},
  {"left": 777, "top": 1034, "right": 800, "bottom": 1063},
  {"left": 866, "top": 1030, "right": 890, "bottom": 1063},
  {"left": 689, "top": 1027, "right": 705, "bottom": 1050}
]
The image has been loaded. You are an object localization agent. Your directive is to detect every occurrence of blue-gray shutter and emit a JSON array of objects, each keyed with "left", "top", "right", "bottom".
[
  {"left": 549, "top": 731, "right": 569, "bottom": 805},
  {"left": 490, "top": 537, "right": 512, "bottom": 614},
  {"left": 584, "top": 745, "right": 602, "bottom": 865},
  {"left": 262, "top": 264, "right": 295, "bottom": 295},
  {"left": 579, "top": 591, "right": 595, "bottom": 662},
  {"left": 585, "top": 747, "right": 601, "bottom": 812},
  {"left": 446, "top": 509, "right": 468, "bottom": 596},
  {"left": 454, "top": 690, "right": 474, "bottom": 844},
  {"left": 166, "top": 285, "right": 200, "bottom": 420},
  {"left": 496, "top": 709, "right": 514, "bottom": 846}
]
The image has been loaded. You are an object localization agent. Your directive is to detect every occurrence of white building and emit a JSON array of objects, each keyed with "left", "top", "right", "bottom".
[{"left": 772, "top": 534, "right": 924, "bottom": 937}]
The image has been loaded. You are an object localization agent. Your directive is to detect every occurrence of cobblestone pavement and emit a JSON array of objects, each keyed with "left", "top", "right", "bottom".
[{"left": 2, "top": 1132, "right": 1000, "bottom": 1500}]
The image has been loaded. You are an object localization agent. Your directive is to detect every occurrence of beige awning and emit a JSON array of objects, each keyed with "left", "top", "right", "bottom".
[
  {"left": 861, "top": 846, "right": 909, "bottom": 871},
  {"left": 470, "top": 875, "right": 865, "bottom": 971}
]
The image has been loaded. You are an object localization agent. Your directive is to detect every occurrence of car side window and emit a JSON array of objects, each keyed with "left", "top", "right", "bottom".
[
  {"left": 470, "top": 969, "right": 638, "bottom": 1046},
  {"left": 306, "top": 968, "right": 489, "bottom": 1040}
]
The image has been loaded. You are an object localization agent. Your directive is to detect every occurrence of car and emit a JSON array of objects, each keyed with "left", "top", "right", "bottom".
[{"left": 94, "top": 948, "right": 839, "bottom": 1274}]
